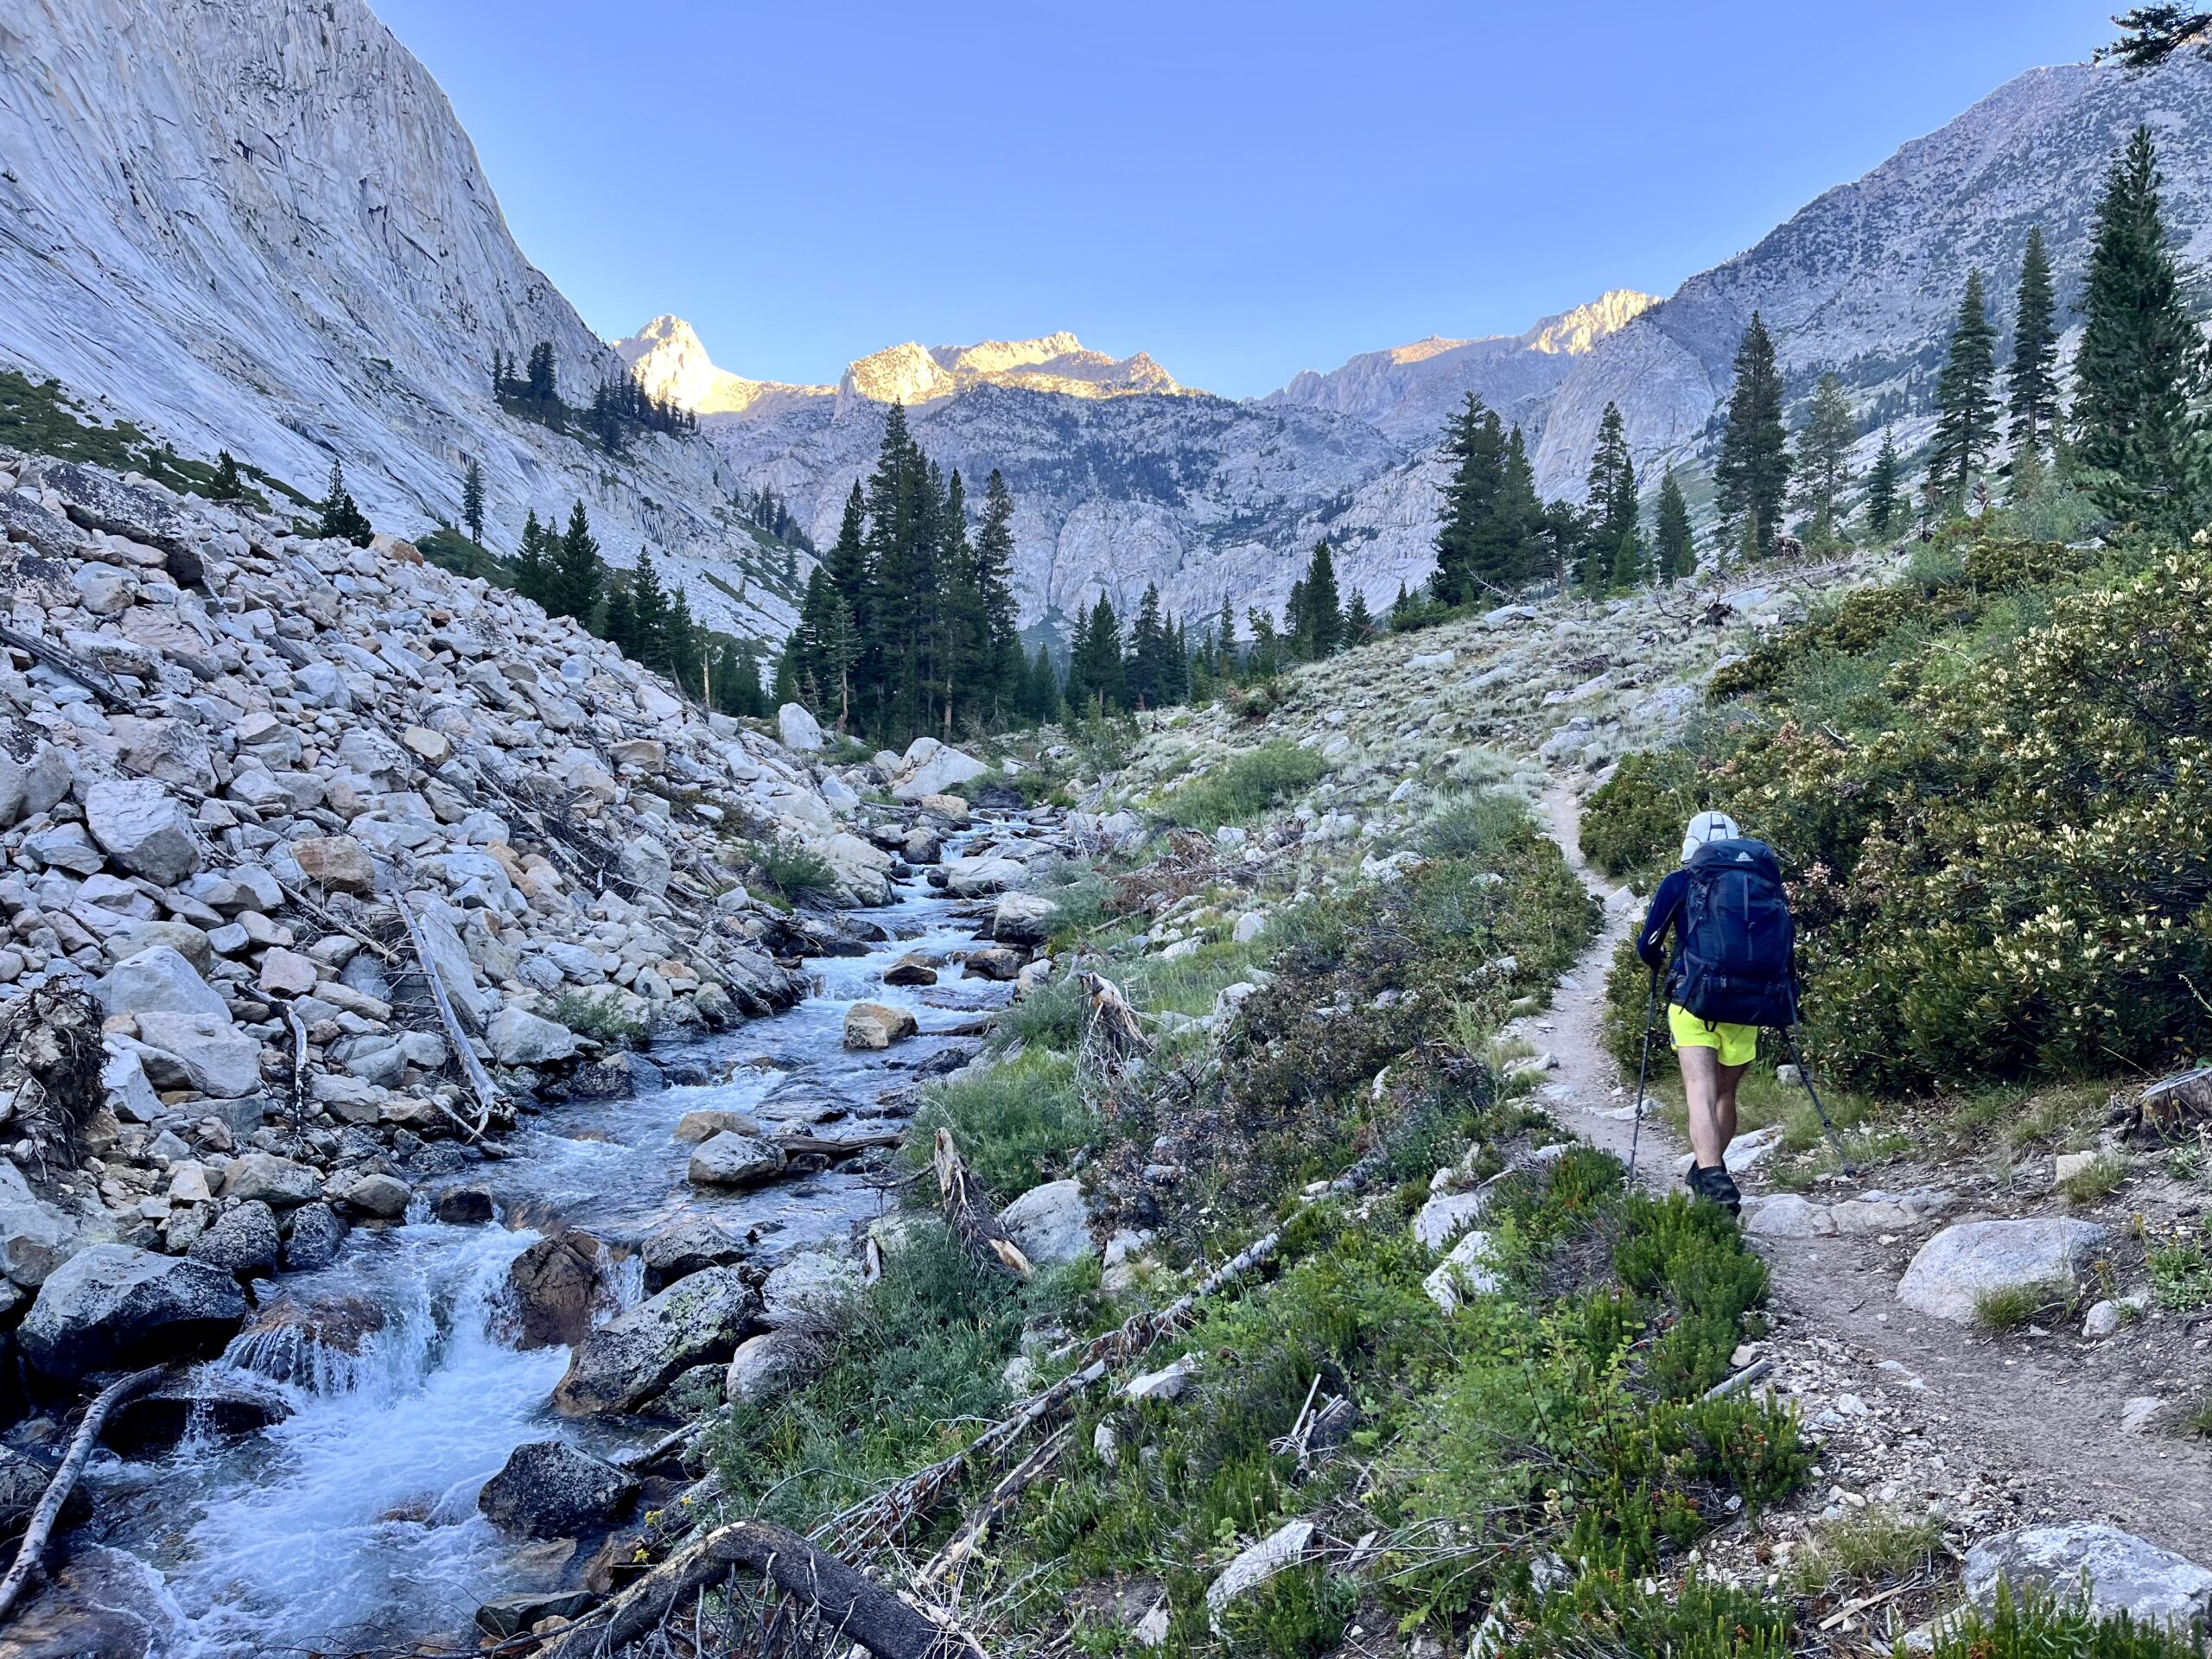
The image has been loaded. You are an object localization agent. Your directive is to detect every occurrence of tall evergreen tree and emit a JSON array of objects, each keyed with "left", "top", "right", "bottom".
[
  {"left": 1929, "top": 267, "right": 1999, "bottom": 508},
  {"left": 970, "top": 469, "right": 1023, "bottom": 714},
  {"left": 1125, "top": 584, "right": 1168, "bottom": 708},
  {"left": 1065, "top": 593, "right": 1124, "bottom": 714},
  {"left": 664, "top": 588, "right": 702, "bottom": 698},
  {"left": 2006, "top": 226, "right": 2062, "bottom": 459},
  {"left": 318, "top": 460, "right": 373, "bottom": 546},
  {"left": 1025, "top": 645, "right": 1062, "bottom": 725},
  {"left": 514, "top": 509, "right": 552, "bottom": 606},
  {"left": 1433, "top": 394, "right": 1509, "bottom": 602},
  {"left": 1865, "top": 430, "right": 1902, "bottom": 540},
  {"left": 549, "top": 501, "right": 604, "bottom": 625},
  {"left": 1653, "top": 470, "right": 1694, "bottom": 580},
  {"left": 524, "top": 341, "right": 557, "bottom": 405},
  {"left": 1585, "top": 403, "right": 1640, "bottom": 588},
  {"left": 461, "top": 458, "right": 485, "bottom": 544},
  {"left": 2074, "top": 126, "right": 2207, "bottom": 528},
  {"left": 1344, "top": 589, "right": 1375, "bottom": 645},
  {"left": 602, "top": 581, "right": 637, "bottom": 659},
  {"left": 1796, "top": 373, "right": 1858, "bottom": 543},
  {"left": 1296, "top": 542, "right": 1343, "bottom": 658},
  {"left": 1714, "top": 313, "right": 1790, "bottom": 556},
  {"left": 629, "top": 550, "right": 671, "bottom": 670}
]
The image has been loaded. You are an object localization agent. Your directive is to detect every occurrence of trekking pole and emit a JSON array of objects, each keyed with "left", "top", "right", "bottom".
[
  {"left": 1777, "top": 1024, "right": 1859, "bottom": 1179},
  {"left": 1625, "top": 967, "right": 1658, "bottom": 1186}
]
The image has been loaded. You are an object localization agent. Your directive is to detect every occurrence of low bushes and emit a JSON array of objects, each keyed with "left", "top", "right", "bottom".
[{"left": 1157, "top": 741, "right": 1327, "bottom": 832}]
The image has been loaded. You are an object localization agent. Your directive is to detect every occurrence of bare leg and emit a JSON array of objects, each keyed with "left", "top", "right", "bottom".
[{"left": 1677, "top": 1046, "right": 1749, "bottom": 1169}]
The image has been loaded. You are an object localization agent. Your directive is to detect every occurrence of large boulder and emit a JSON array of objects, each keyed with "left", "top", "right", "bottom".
[
  {"left": 187, "top": 1200, "right": 282, "bottom": 1279},
  {"left": 641, "top": 1217, "right": 745, "bottom": 1294},
  {"left": 890, "top": 737, "right": 985, "bottom": 802},
  {"left": 1000, "top": 1179, "right": 1092, "bottom": 1268},
  {"left": 991, "top": 892, "right": 1061, "bottom": 947},
  {"left": 131, "top": 1014, "right": 263, "bottom": 1098},
  {"left": 291, "top": 835, "right": 377, "bottom": 894},
  {"left": 102, "top": 1369, "right": 291, "bottom": 1455},
  {"left": 1964, "top": 1524, "right": 2212, "bottom": 1627},
  {"left": 688, "top": 1132, "right": 787, "bottom": 1189},
  {"left": 759, "top": 1251, "right": 863, "bottom": 1329},
  {"left": 508, "top": 1232, "right": 607, "bottom": 1351},
  {"left": 478, "top": 1440, "right": 638, "bottom": 1539},
  {"left": 96, "top": 947, "right": 227, "bottom": 1021},
  {"left": 777, "top": 702, "right": 824, "bottom": 752},
  {"left": 221, "top": 1153, "right": 321, "bottom": 1209},
  {"left": 552, "top": 1268, "right": 762, "bottom": 1415},
  {"left": 943, "top": 855, "right": 1026, "bottom": 899},
  {"left": 19, "top": 1244, "right": 248, "bottom": 1380},
  {"left": 1896, "top": 1218, "right": 2108, "bottom": 1323},
  {"left": 0, "top": 1163, "right": 83, "bottom": 1289},
  {"left": 617, "top": 836, "right": 672, "bottom": 897},
  {"left": 486, "top": 1007, "right": 579, "bottom": 1066},
  {"left": 725, "top": 1327, "right": 820, "bottom": 1407},
  {"left": 672, "top": 1109, "right": 763, "bottom": 1145},
  {"left": 842, "top": 1001, "right": 918, "bottom": 1051},
  {"left": 84, "top": 779, "right": 200, "bottom": 887}
]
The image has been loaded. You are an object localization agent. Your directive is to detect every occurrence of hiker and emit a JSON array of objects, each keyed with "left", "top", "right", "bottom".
[{"left": 1634, "top": 810, "right": 1799, "bottom": 1215}]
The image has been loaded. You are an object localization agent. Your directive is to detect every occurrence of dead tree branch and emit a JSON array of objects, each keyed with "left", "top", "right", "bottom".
[
  {"left": 0, "top": 1366, "right": 168, "bottom": 1624},
  {"left": 931, "top": 1129, "right": 1033, "bottom": 1280}
]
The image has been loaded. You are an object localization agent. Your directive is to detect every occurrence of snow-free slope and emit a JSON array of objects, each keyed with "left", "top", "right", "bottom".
[{"left": 0, "top": 0, "right": 796, "bottom": 640}]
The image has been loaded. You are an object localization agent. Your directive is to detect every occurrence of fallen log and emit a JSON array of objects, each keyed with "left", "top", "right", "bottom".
[
  {"left": 0, "top": 1367, "right": 168, "bottom": 1623},
  {"left": 388, "top": 887, "right": 501, "bottom": 1138},
  {"left": 779, "top": 1129, "right": 903, "bottom": 1160},
  {"left": 535, "top": 1518, "right": 984, "bottom": 1659},
  {"left": 0, "top": 620, "right": 136, "bottom": 713},
  {"left": 918, "top": 1424, "right": 1073, "bottom": 1589}
]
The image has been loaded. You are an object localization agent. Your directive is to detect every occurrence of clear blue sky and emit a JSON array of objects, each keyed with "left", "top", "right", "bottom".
[{"left": 376, "top": 0, "right": 2108, "bottom": 398}]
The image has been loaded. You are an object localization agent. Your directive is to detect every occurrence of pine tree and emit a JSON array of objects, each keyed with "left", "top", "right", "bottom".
[
  {"left": 1714, "top": 313, "right": 1790, "bottom": 557},
  {"left": 1929, "top": 268, "right": 1999, "bottom": 509},
  {"left": 1484, "top": 426, "right": 1543, "bottom": 588},
  {"left": 514, "top": 509, "right": 551, "bottom": 605},
  {"left": 630, "top": 550, "right": 671, "bottom": 670},
  {"left": 524, "top": 341, "right": 557, "bottom": 405},
  {"left": 1025, "top": 645, "right": 1062, "bottom": 724},
  {"left": 1795, "top": 373, "right": 1858, "bottom": 543},
  {"left": 1344, "top": 589, "right": 1374, "bottom": 645},
  {"left": 817, "top": 594, "right": 861, "bottom": 730},
  {"left": 971, "top": 469, "right": 1023, "bottom": 715},
  {"left": 1215, "top": 596, "right": 1237, "bottom": 664},
  {"left": 318, "top": 460, "right": 372, "bottom": 546},
  {"left": 461, "top": 458, "right": 485, "bottom": 543},
  {"left": 1433, "top": 394, "right": 1508, "bottom": 603},
  {"left": 209, "top": 450, "right": 245, "bottom": 503},
  {"left": 2074, "top": 126, "right": 2207, "bottom": 529},
  {"left": 1653, "top": 470, "right": 1694, "bottom": 580},
  {"left": 1300, "top": 542, "right": 1343, "bottom": 657},
  {"left": 1865, "top": 430, "right": 1902, "bottom": 540},
  {"left": 664, "top": 588, "right": 701, "bottom": 697},
  {"left": 1126, "top": 584, "right": 1167, "bottom": 708},
  {"left": 1586, "top": 403, "right": 1640, "bottom": 589},
  {"left": 2006, "top": 226, "right": 2062, "bottom": 459},
  {"left": 549, "top": 500, "right": 603, "bottom": 624},
  {"left": 1067, "top": 593, "right": 1125, "bottom": 714},
  {"left": 602, "top": 580, "right": 636, "bottom": 657}
]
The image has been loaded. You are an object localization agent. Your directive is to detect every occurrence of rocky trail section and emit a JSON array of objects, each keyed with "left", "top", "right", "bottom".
[{"left": 1530, "top": 776, "right": 2212, "bottom": 1632}]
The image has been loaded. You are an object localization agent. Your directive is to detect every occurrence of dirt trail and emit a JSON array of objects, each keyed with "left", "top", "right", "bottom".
[{"left": 1531, "top": 778, "right": 2212, "bottom": 1565}]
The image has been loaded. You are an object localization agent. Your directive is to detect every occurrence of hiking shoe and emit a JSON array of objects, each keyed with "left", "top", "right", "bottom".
[{"left": 1686, "top": 1162, "right": 1742, "bottom": 1217}]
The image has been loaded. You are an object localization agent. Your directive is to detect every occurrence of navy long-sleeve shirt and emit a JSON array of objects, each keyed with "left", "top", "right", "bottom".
[{"left": 1635, "top": 866, "right": 1692, "bottom": 979}]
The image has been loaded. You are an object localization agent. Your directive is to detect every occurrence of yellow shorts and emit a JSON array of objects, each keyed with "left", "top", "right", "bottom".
[{"left": 1669, "top": 1004, "right": 1758, "bottom": 1068}]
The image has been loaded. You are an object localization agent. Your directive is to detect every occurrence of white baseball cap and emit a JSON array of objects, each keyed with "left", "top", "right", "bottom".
[{"left": 1682, "top": 810, "right": 1741, "bottom": 861}]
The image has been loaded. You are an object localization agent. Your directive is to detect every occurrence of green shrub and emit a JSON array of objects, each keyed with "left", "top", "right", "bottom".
[
  {"left": 1973, "top": 1281, "right": 2076, "bottom": 1332},
  {"left": 908, "top": 1047, "right": 1091, "bottom": 1196},
  {"left": 1924, "top": 1581, "right": 2211, "bottom": 1659},
  {"left": 1787, "top": 1504, "right": 1943, "bottom": 1596},
  {"left": 1418, "top": 788, "right": 1532, "bottom": 860},
  {"left": 1580, "top": 751, "right": 1700, "bottom": 882},
  {"left": 1217, "top": 1566, "right": 1357, "bottom": 1659},
  {"left": 416, "top": 526, "right": 516, "bottom": 588},
  {"left": 2148, "top": 1239, "right": 2212, "bottom": 1311},
  {"left": 2057, "top": 1154, "right": 2128, "bottom": 1205},
  {"left": 1496, "top": 1567, "right": 1793, "bottom": 1659},
  {"left": 1158, "top": 741, "right": 1327, "bottom": 831},
  {"left": 547, "top": 988, "right": 650, "bottom": 1049},
  {"left": 739, "top": 835, "right": 838, "bottom": 906}
]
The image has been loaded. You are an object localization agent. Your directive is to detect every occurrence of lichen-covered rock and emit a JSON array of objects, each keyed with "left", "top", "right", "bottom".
[
  {"left": 1000, "top": 1179, "right": 1091, "bottom": 1267},
  {"left": 842, "top": 1001, "right": 918, "bottom": 1050},
  {"left": 478, "top": 1440, "right": 637, "bottom": 1539},
  {"left": 552, "top": 1268, "right": 762, "bottom": 1416},
  {"left": 1896, "top": 1218, "right": 2108, "bottom": 1324}
]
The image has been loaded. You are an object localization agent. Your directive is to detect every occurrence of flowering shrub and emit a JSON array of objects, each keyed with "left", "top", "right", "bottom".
[{"left": 1687, "top": 552, "right": 2212, "bottom": 1090}]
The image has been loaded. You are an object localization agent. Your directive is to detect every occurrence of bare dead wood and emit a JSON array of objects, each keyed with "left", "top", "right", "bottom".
[
  {"left": 931, "top": 1129, "right": 1033, "bottom": 1280},
  {"left": 535, "top": 1518, "right": 983, "bottom": 1659},
  {"left": 281, "top": 1002, "right": 309, "bottom": 1139},
  {"left": 0, "top": 1366, "right": 168, "bottom": 1624},
  {"left": 918, "top": 1424, "right": 1073, "bottom": 1589},
  {"left": 0, "top": 620, "right": 137, "bottom": 712},
  {"left": 388, "top": 888, "right": 501, "bottom": 1138},
  {"left": 780, "top": 1130, "right": 903, "bottom": 1160},
  {"left": 1077, "top": 970, "right": 1149, "bottom": 1063},
  {"left": 274, "top": 877, "right": 400, "bottom": 966}
]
